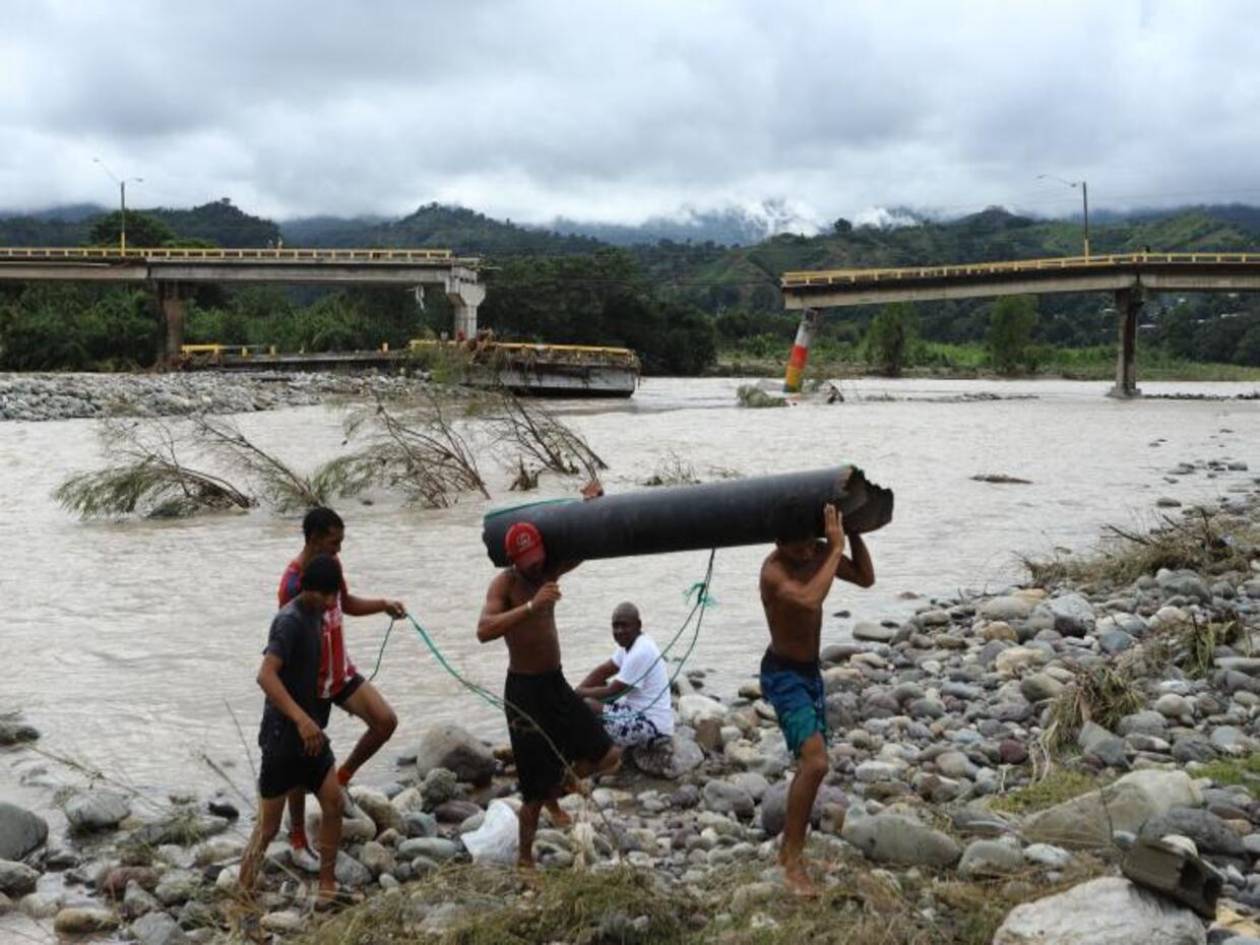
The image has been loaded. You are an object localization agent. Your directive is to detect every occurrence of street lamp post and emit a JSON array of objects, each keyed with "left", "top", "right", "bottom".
[
  {"left": 93, "top": 158, "right": 143, "bottom": 254},
  {"left": 1038, "top": 174, "right": 1090, "bottom": 258}
]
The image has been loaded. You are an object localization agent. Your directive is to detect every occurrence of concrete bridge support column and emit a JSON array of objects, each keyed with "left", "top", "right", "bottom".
[
  {"left": 156, "top": 281, "right": 186, "bottom": 366},
  {"left": 1108, "top": 287, "right": 1142, "bottom": 398},
  {"left": 447, "top": 279, "right": 486, "bottom": 342}
]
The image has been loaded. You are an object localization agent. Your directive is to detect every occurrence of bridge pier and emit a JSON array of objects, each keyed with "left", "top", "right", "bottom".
[
  {"left": 1107, "top": 287, "right": 1142, "bottom": 399},
  {"left": 156, "top": 281, "right": 186, "bottom": 366},
  {"left": 783, "top": 308, "right": 819, "bottom": 392},
  {"left": 448, "top": 278, "right": 486, "bottom": 341}
]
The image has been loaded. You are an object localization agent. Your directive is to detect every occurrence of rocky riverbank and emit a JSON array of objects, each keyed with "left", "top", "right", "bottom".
[
  {"left": 0, "top": 371, "right": 433, "bottom": 422},
  {"left": 3, "top": 485, "right": 1260, "bottom": 944}
]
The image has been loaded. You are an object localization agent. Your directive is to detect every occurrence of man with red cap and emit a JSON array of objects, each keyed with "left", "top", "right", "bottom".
[{"left": 477, "top": 482, "right": 621, "bottom": 869}]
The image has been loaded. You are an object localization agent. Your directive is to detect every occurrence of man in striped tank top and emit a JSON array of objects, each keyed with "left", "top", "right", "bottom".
[{"left": 278, "top": 507, "right": 407, "bottom": 871}]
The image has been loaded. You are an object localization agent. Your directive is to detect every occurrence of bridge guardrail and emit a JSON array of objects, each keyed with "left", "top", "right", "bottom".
[
  {"left": 0, "top": 246, "right": 458, "bottom": 263},
  {"left": 781, "top": 252, "right": 1260, "bottom": 288}
]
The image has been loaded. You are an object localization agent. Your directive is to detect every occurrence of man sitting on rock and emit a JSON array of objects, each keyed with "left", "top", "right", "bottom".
[
  {"left": 760, "top": 503, "right": 874, "bottom": 897},
  {"left": 476, "top": 491, "right": 621, "bottom": 870},
  {"left": 576, "top": 602, "right": 675, "bottom": 749}
]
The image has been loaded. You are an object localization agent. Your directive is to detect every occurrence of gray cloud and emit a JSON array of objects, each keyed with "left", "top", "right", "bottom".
[{"left": 2, "top": 0, "right": 1258, "bottom": 225}]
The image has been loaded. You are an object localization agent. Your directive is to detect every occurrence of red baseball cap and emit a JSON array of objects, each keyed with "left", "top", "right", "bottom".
[{"left": 505, "top": 522, "right": 546, "bottom": 570}]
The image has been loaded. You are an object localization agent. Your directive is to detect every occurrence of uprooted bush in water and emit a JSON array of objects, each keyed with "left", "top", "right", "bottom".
[
  {"left": 192, "top": 414, "right": 327, "bottom": 512},
  {"left": 54, "top": 418, "right": 254, "bottom": 519},
  {"left": 55, "top": 389, "right": 609, "bottom": 518},
  {"left": 316, "top": 391, "right": 490, "bottom": 508},
  {"left": 487, "top": 392, "right": 608, "bottom": 482}
]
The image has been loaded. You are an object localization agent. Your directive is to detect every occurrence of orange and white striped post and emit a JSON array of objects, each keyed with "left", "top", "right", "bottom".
[{"left": 783, "top": 308, "right": 819, "bottom": 393}]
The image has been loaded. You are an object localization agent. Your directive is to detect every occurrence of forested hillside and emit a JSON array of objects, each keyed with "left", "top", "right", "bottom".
[{"left": 2, "top": 199, "right": 1260, "bottom": 373}]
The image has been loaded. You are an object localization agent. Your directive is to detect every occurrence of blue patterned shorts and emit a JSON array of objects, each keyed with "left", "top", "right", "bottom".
[{"left": 602, "top": 704, "right": 663, "bottom": 748}]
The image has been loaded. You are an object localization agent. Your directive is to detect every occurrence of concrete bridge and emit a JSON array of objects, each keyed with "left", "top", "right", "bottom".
[
  {"left": 0, "top": 246, "right": 485, "bottom": 361},
  {"left": 780, "top": 252, "right": 1260, "bottom": 396}
]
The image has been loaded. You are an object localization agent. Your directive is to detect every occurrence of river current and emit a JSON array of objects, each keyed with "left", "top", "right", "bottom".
[{"left": 2, "top": 376, "right": 1258, "bottom": 806}]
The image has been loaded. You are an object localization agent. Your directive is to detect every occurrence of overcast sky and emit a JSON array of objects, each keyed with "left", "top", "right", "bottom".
[{"left": 3, "top": 0, "right": 1259, "bottom": 227}]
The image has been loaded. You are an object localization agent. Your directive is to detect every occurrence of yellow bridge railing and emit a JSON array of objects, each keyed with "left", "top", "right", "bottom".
[
  {"left": 0, "top": 246, "right": 457, "bottom": 262},
  {"left": 782, "top": 252, "right": 1260, "bottom": 288}
]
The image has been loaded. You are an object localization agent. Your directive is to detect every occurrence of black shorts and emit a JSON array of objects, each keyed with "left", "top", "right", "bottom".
[
  {"left": 313, "top": 673, "right": 367, "bottom": 727},
  {"left": 505, "top": 668, "right": 613, "bottom": 803},
  {"left": 258, "top": 745, "right": 335, "bottom": 800}
]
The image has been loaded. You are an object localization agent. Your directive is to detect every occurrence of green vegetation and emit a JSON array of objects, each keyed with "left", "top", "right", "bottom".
[
  {"left": 736, "top": 384, "right": 789, "bottom": 408},
  {"left": 863, "top": 303, "right": 917, "bottom": 376},
  {"left": 1195, "top": 753, "right": 1260, "bottom": 797},
  {"left": 293, "top": 856, "right": 1106, "bottom": 945},
  {"left": 1044, "top": 664, "right": 1145, "bottom": 751},
  {"left": 987, "top": 295, "right": 1038, "bottom": 374},
  {"left": 89, "top": 211, "right": 178, "bottom": 248},
  {"left": 989, "top": 769, "right": 1101, "bottom": 815},
  {"left": 0, "top": 284, "right": 157, "bottom": 370},
  {"left": 479, "top": 250, "right": 716, "bottom": 374},
  {"left": 4, "top": 199, "right": 1260, "bottom": 374}
]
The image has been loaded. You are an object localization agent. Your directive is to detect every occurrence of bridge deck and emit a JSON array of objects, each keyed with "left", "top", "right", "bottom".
[
  {"left": 781, "top": 252, "right": 1260, "bottom": 308},
  {"left": 0, "top": 245, "right": 481, "bottom": 287}
]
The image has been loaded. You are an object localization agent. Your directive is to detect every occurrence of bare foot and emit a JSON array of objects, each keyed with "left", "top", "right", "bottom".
[
  {"left": 594, "top": 750, "right": 622, "bottom": 777},
  {"left": 560, "top": 775, "right": 590, "bottom": 798},
  {"left": 783, "top": 861, "right": 819, "bottom": 899},
  {"left": 314, "top": 885, "right": 339, "bottom": 913},
  {"left": 544, "top": 800, "right": 572, "bottom": 828}
]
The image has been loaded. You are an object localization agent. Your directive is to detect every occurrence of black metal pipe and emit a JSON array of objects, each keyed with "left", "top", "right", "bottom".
[{"left": 482, "top": 465, "right": 893, "bottom": 566}]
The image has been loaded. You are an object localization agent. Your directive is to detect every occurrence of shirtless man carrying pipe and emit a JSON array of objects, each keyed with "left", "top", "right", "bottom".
[
  {"left": 760, "top": 503, "right": 874, "bottom": 896},
  {"left": 477, "top": 484, "right": 621, "bottom": 869}
]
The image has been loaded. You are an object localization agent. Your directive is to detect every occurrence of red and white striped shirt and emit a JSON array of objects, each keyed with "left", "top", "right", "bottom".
[{"left": 278, "top": 558, "right": 356, "bottom": 700}]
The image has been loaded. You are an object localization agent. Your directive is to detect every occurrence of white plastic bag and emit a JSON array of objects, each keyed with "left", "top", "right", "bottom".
[{"left": 461, "top": 799, "right": 519, "bottom": 865}]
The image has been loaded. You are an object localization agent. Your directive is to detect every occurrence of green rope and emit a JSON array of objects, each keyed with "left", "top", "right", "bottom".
[
  {"left": 357, "top": 557, "right": 716, "bottom": 852},
  {"left": 365, "top": 550, "right": 716, "bottom": 704},
  {"left": 599, "top": 548, "right": 716, "bottom": 705}
]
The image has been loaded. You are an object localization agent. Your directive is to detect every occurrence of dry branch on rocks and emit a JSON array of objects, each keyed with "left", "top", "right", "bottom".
[{"left": 1024, "top": 502, "right": 1259, "bottom": 589}]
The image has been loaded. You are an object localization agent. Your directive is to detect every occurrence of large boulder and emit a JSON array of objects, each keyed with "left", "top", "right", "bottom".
[
  {"left": 701, "top": 781, "right": 755, "bottom": 819},
  {"left": 958, "top": 839, "right": 1025, "bottom": 878},
  {"left": 1139, "top": 806, "right": 1246, "bottom": 859},
  {"left": 1034, "top": 593, "right": 1096, "bottom": 637},
  {"left": 678, "top": 694, "right": 728, "bottom": 728},
  {"left": 349, "top": 786, "right": 404, "bottom": 834},
  {"left": 841, "top": 813, "right": 961, "bottom": 867},
  {"left": 1156, "top": 569, "right": 1212, "bottom": 604},
  {"left": 853, "top": 622, "right": 897, "bottom": 643},
  {"left": 65, "top": 791, "right": 131, "bottom": 832},
  {"left": 53, "top": 906, "right": 119, "bottom": 934},
  {"left": 631, "top": 734, "right": 704, "bottom": 779},
  {"left": 0, "top": 860, "right": 39, "bottom": 896},
  {"left": 334, "top": 851, "right": 372, "bottom": 888},
  {"left": 992, "top": 876, "right": 1205, "bottom": 944},
  {"left": 0, "top": 803, "right": 47, "bottom": 861},
  {"left": 980, "top": 596, "right": 1035, "bottom": 622},
  {"left": 1023, "top": 769, "right": 1201, "bottom": 849},
  {"left": 413, "top": 724, "right": 496, "bottom": 784},
  {"left": 1078, "top": 721, "right": 1128, "bottom": 769},
  {"left": 131, "top": 911, "right": 189, "bottom": 945},
  {"left": 760, "top": 781, "right": 847, "bottom": 837}
]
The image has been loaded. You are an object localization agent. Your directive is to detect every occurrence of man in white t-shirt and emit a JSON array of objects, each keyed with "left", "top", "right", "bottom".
[{"left": 575, "top": 602, "right": 675, "bottom": 747}]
